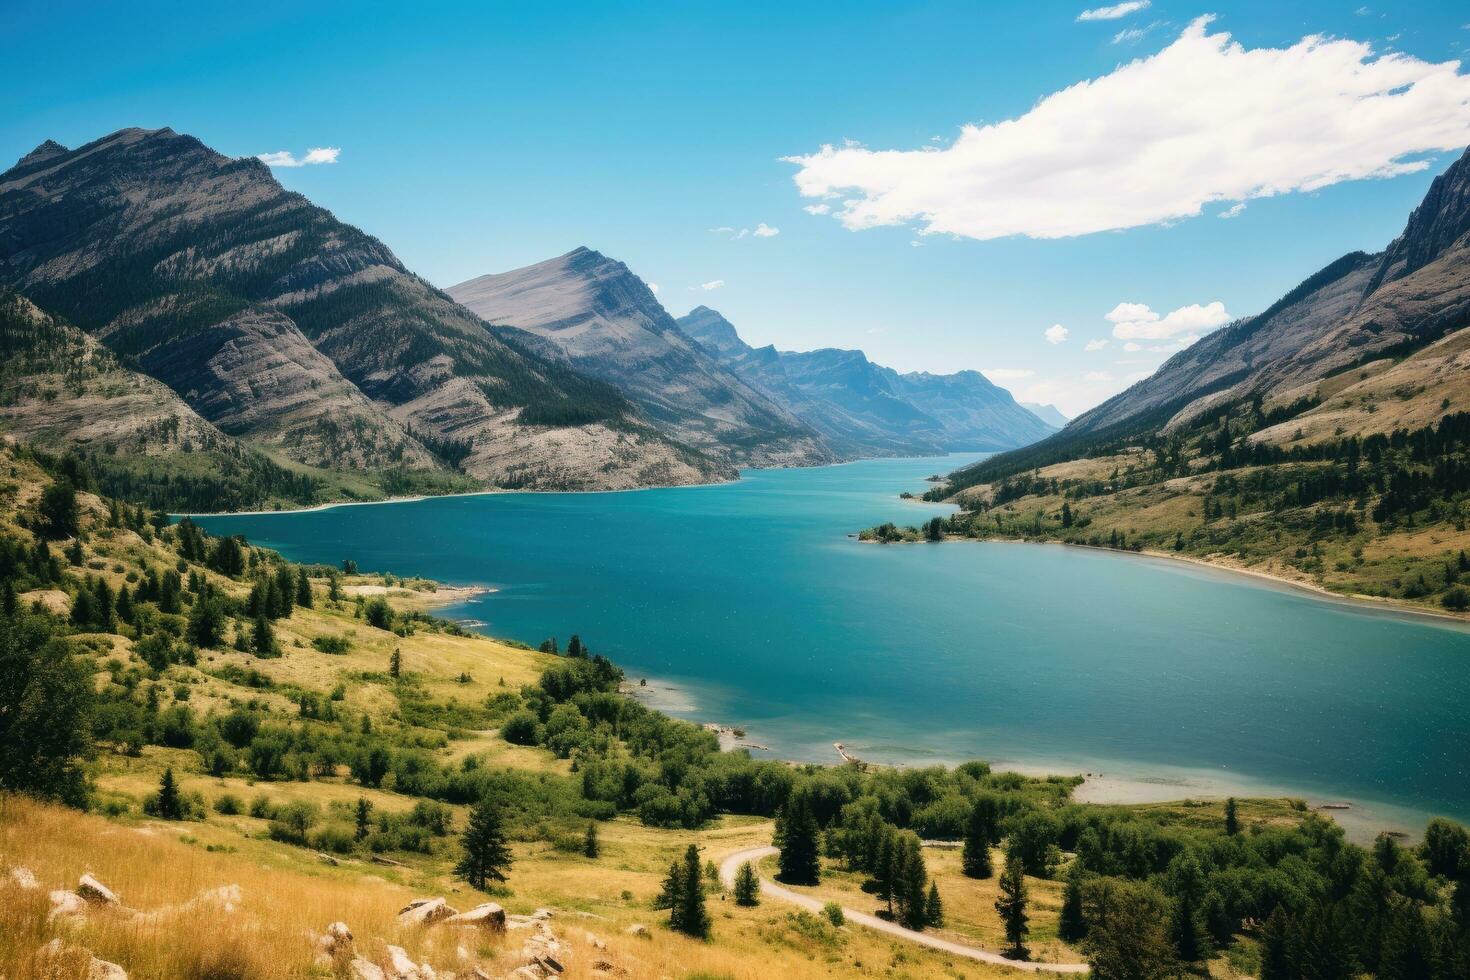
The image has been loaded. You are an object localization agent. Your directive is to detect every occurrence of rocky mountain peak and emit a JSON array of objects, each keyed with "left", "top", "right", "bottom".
[
  {"left": 15, "top": 140, "right": 67, "bottom": 169},
  {"left": 1370, "top": 145, "right": 1470, "bottom": 291}
]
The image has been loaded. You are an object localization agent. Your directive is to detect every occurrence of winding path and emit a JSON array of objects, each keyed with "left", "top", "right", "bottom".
[{"left": 719, "top": 846, "right": 1091, "bottom": 974}]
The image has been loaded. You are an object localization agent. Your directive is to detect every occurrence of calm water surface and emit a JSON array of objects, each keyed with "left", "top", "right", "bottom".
[{"left": 196, "top": 455, "right": 1470, "bottom": 835}]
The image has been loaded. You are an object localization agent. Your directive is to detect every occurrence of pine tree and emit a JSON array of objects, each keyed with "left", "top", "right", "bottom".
[
  {"left": 995, "top": 854, "right": 1030, "bottom": 960},
  {"left": 156, "top": 767, "right": 183, "bottom": 820},
  {"left": 676, "top": 844, "right": 710, "bottom": 938},
  {"left": 295, "top": 568, "right": 313, "bottom": 608},
  {"left": 1258, "top": 905, "right": 1296, "bottom": 980},
  {"left": 1167, "top": 854, "right": 1211, "bottom": 962},
  {"left": 354, "top": 796, "right": 373, "bottom": 842},
  {"left": 734, "top": 861, "right": 760, "bottom": 906},
  {"left": 567, "top": 634, "right": 585, "bottom": 658},
  {"left": 454, "top": 797, "right": 512, "bottom": 892},
  {"left": 251, "top": 613, "right": 275, "bottom": 657},
  {"left": 389, "top": 648, "right": 402, "bottom": 679},
  {"left": 656, "top": 859, "right": 685, "bottom": 919},
  {"left": 1224, "top": 796, "right": 1240, "bottom": 836},
  {"left": 775, "top": 792, "right": 821, "bottom": 885},
  {"left": 1058, "top": 865, "right": 1087, "bottom": 941},
  {"left": 962, "top": 796, "right": 996, "bottom": 878},
  {"left": 924, "top": 881, "right": 944, "bottom": 927},
  {"left": 583, "top": 821, "right": 600, "bottom": 858}
]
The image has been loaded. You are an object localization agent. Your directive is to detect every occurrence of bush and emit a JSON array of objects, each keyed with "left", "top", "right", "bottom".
[
  {"left": 213, "top": 793, "right": 243, "bottom": 815},
  {"left": 1441, "top": 586, "right": 1470, "bottom": 610},
  {"left": 823, "top": 901, "right": 845, "bottom": 927},
  {"left": 311, "top": 634, "right": 352, "bottom": 654},
  {"left": 501, "top": 710, "right": 541, "bottom": 746},
  {"left": 248, "top": 793, "right": 276, "bottom": 819},
  {"left": 309, "top": 823, "right": 357, "bottom": 854}
]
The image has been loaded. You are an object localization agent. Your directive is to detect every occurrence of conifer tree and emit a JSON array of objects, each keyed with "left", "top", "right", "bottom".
[
  {"left": 924, "top": 881, "right": 944, "bottom": 927},
  {"left": 1059, "top": 865, "right": 1087, "bottom": 941},
  {"left": 252, "top": 613, "right": 275, "bottom": 657},
  {"left": 734, "top": 861, "right": 760, "bottom": 906},
  {"left": 583, "top": 821, "right": 600, "bottom": 858},
  {"left": 296, "top": 567, "right": 313, "bottom": 608},
  {"left": 1258, "top": 905, "right": 1295, "bottom": 980},
  {"left": 962, "top": 796, "right": 996, "bottom": 878},
  {"left": 355, "top": 796, "right": 373, "bottom": 842},
  {"left": 676, "top": 844, "right": 710, "bottom": 938},
  {"left": 455, "top": 797, "right": 512, "bottom": 892},
  {"left": 995, "top": 854, "right": 1030, "bottom": 960},
  {"left": 656, "top": 859, "right": 685, "bottom": 918},
  {"left": 1167, "top": 854, "right": 1211, "bottom": 962},
  {"left": 389, "top": 648, "right": 402, "bottom": 679},
  {"left": 775, "top": 791, "right": 821, "bottom": 885},
  {"left": 567, "top": 634, "right": 585, "bottom": 658},
  {"left": 1224, "top": 796, "right": 1240, "bottom": 836},
  {"left": 155, "top": 767, "right": 183, "bottom": 820}
]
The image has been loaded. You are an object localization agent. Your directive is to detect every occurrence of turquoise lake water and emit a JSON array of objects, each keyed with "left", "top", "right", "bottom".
[{"left": 195, "top": 454, "right": 1470, "bottom": 836}]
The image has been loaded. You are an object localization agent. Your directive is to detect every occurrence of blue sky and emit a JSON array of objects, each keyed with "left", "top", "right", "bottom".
[{"left": 5, "top": 0, "right": 1470, "bottom": 415}]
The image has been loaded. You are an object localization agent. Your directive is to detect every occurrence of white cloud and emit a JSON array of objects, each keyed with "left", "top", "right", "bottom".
[
  {"left": 803, "top": 204, "right": 831, "bottom": 215},
  {"left": 257, "top": 146, "right": 340, "bottom": 168},
  {"left": 785, "top": 17, "right": 1470, "bottom": 241},
  {"left": 713, "top": 223, "right": 779, "bottom": 239},
  {"left": 1218, "top": 202, "right": 1247, "bottom": 219},
  {"left": 700, "top": 280, "right": 726, "bottom": 291},
  {"left": 1112, "top": 27, "right": 1148, "bottom": 44},
  {"left": 982, "top": 368, "right": 1036, "bottom": 382},
  {"left": 910, "top": 240, "right": 924, "bottom": 247},
  {"left": 1085, "top": 338, "right": 1109, "bottom": 351},
  {"left": 1084, "top": 370, "right": 1115, "bottom": 382},
  {"left": 1045, "top": 324, "right": 1070, "bottom": 345},
  {"left": 753, "top": 223, "right": 780, "bottom": 238},
  {"left": 1123, "top": 342, "right": 1142, "bottom": 351},
  {"left": 1078, "top": 1, "right": 1149, "bottom": 21},
  {"left": 1108, "top": 300, "right": 1231, "bottom": 340}
]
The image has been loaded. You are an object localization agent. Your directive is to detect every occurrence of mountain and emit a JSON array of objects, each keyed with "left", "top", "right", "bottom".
[
  {"left": 0, "top": 127, "right": 723, "bottom": 495},
  {"left": 1021, "top": 402, "right": 1069, "bottom": 428},
  {"left": 678, "top": 306, "right": 1055, "bottom": 457},
  {"left": 917, "top": 147, "right": 1470, "bottom": 611},
  {"left": 448, "top": 249, "right": 831, "bottom": 468}
]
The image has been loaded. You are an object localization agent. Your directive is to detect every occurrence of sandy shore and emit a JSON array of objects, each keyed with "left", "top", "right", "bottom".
[{"left": 342, "top": 582, "right": 494, "bottom": 611}]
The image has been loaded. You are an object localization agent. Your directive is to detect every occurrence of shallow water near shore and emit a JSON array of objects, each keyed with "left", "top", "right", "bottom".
[{"left": 196, "top": 454, "right": 1470, "bottom": 839}]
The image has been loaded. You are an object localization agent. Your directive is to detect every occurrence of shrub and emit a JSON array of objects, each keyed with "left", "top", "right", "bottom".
[
  {"left": 501, "top": 710, "right": 541, "bottom": 746},
  {"left": 311, "top": 634, "right": 352, "bottom": 654},
  {"left": 213, "top": 793, "right": 243, "bottom": 815},
  {"left": 823, "top": 901, "right": 845, "bottom": 927}
]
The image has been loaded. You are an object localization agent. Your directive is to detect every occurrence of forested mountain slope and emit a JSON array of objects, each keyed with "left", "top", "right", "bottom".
[
  {"left": 0, "top": 128, "right": 723, "bottom": 494},
  {"left": 449, "top": 249, "right": 831, "bottom": 467}
]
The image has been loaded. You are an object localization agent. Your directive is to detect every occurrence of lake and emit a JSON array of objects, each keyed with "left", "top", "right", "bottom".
[{"left": 194, "top": 454, "right": 1470, "bottom": 838}]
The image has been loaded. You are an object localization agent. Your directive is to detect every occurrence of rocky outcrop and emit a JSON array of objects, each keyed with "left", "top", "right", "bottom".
[
  {"left": 450, "top": 249, "right": 831, "bottom": 468},
  {"left": 0, "top": 128, "right": 723, "bottom": 491},
  {"left": 398, "top": 897, "right": 458, "bottom": 926},
  {"left": 442, "top": 903, "right": 506, "bottom": 930},
  {"left": 37, "top": 938, "right": 128, "bottom": 979}
]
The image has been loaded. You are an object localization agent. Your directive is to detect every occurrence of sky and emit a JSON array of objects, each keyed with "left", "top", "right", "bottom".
[{"left": 5, "top": 1, "right": 1470, "bottom": 417}]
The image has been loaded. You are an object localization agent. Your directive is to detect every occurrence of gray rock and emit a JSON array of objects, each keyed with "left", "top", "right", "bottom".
[
  {"left": 442, "top": 902, "right": 506, "bottom": 930},
  {"left": 76, "top": 873, "right": 119, "bottom": 906}
]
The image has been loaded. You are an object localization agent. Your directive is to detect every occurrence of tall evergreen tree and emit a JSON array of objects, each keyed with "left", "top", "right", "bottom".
[
  {"left": 389, "top": 648, "right": 402, "bottom": 679},
  {"left": 734, "top": 861, "right": 760, "bottom": 906},
  {"left": 924, "top": 881, "right": 944, "bottom": 927},
  {"left": 295, "top": 567, "right": 313, "bottom": 608},
  {"left": 1224, "top": 796, "right": 1240, "bottom": 836},
  {"left": 39, "top": 480, "right": 79, "bottom": 540},
  {"left": 656, "top": 859, "right": 685, "bottom": 920},
  {"left": 1058, "top": 865, "right": 1087, "bottom": 942},
  {"left": 354, "top": 796, "right": 373, "bottom": 842},
  {"left": 1166, "top": 854, "right": 1211, "bottom": 962},
  {"left": 995, "top": 854, "right": 1030, "bottom": 960},
  {"left": 0, "top": 609, "right": 93, "bottom": 806},
  {"left": 454, "top": 797, "right": 512, "bottom": 892},
  {"left": 251, "top": 613, "right": 275, "bottom": 657},
  {"left": 155, "top": 767, "right": 183, "bottom": 820},
  {"left": 1258, "top": 905, "right": 1296, "bottom": 980},
  {"left": 676, "top": 844, "right": 710, "bottom": 939},
  {"left": 583, "top": 821, "right": 600, "bottom": 858},
  {"left": 776, "top": 791, "right": 821, "bottom": 885},
  {"left": 962, "top": 796, "right": 996, "bottom": 879}
]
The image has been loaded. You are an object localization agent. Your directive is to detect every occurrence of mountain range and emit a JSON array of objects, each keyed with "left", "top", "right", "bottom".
[
  {"left": 0, "top": 127, "right": 1056, "bottom": 509},
  {"left": 675, "top": 306, "right": 1056, "bottom": 458}
]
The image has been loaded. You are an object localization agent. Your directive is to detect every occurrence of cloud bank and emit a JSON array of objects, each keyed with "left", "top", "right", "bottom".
[
  {"left": 785, "top": 17, "right": 1470, "bottom": 241},
  {"left": 257, "top": 147, "right": 340, "bottom": 168},
  {"left": 1107, "top": 301, "right": 1231, "bottom": 340}
]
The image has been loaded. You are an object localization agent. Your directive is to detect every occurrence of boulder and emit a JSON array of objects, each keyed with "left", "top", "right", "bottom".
[
  {"left": 384, "top": 944, "right": 437, "bottom": 979},
  {"left": 49, "top": 889, "right": 86, "bottom": 920},
  {"left": 398, "top": 897, "right": 457, "bottom": 927},
  {"left": 8, "top": 865, "right": 38, "bottom": 890},
  {"left": 583, "top": 932, "right": 607, "bottom": 950},
  {"left": 77, "top": 873, "right": 120, "bottom": 906},
  {"left": 38, "top": 938, "right": 129, "bottom": 979},
  {"left": 531, "top": 908, "right": 554, "bottom": 921},
  {"left": 315, "top": 920, "right": 355, "bottom": 964},
  {"left": 351, "top": 958, "right": 387, "bottom": 980},
  {"left": 622, "top": 923, "right": 650, "bottom": 939},
  {"left": 442, "top": 902, "right": 505, "bottom": 931}
]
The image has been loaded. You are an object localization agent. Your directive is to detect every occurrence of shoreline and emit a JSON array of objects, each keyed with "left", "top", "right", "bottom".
[{"left": 879, "top": 533, "right": 1470, "bottom": 631}]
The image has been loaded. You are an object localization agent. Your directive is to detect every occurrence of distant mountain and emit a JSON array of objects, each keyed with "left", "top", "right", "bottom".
[
  {"left": 448, "top": 250, "right": 831, "bottom": 468},
  {"left": 1021, "top": 403, "right": 1069, "bottom": 428},
  {"left": 677, "top": 306, "right": 1055, "bottom": 457},
  {"left": 0, "top": 128, "right": 723, "bottom": 495}
]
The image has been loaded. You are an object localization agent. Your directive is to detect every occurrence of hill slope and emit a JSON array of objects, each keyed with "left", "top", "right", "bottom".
[
  {"left": 449, "top": 249, "right": 831, "bottom": 468},
  {"left": 0, "top": 128, "right": 722, "bottom": 492},
  {"left": 679, "top": 306, "right": 1054, "bottom": 457},
  {"left": 902, "top": 148, "right": 1470, "bottom": 610}
]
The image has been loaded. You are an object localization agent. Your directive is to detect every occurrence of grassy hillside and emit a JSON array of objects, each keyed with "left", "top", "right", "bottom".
[{"left": 2, "top": 442, "right": 1467, "bottom": 978}]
